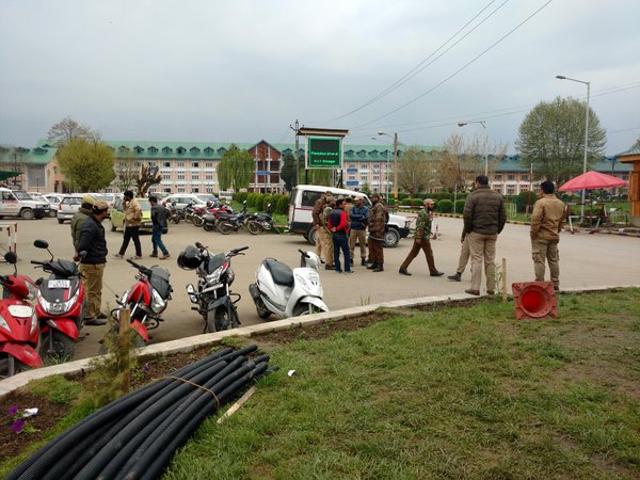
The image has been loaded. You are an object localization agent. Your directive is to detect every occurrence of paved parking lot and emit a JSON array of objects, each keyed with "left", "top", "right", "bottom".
[{"left": 3, "top": 216, "right": 639, "bottom": 359}]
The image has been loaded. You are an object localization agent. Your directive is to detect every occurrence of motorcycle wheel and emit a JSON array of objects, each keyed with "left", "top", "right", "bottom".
[
  {"left": 203, "top": 223, "right": 215, "bottom": 232},
  {"left": 172, "top": 216, "right": 180, "bottom": 224},
  {"left": 292, "top": 303, "right": 324, "bottom": 317},
  {"left": 208, "top": 306, "right": 239, "bottom": 332},
  {"left": 193, "top": 216, "right": 205, "bottom": 227},
  {"left": 0, "top": 355, "right": 28, "bottom": 378},
  {"left": 41, "top": 330, "right": 75, "bottom": 363},
  {"left": 247, "top": 220, "right": 263, "bottom": 235},
  {"left": 217, "top": 222, "right": 232, "bottom": 235}
]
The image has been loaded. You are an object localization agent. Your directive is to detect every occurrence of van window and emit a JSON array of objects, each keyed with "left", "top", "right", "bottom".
[
  {"left": 301, "top": 190, "right": 322, "bottom": 207},
  {"left": 2, "top": 192, "right": 16, "bottom": 201}
]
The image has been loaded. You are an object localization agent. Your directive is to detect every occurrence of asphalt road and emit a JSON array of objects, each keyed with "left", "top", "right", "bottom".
[{"left": 3, "top": 216, "right": 639, "bottom": 360}]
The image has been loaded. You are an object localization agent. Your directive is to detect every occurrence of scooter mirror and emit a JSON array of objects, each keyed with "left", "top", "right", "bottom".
[
  {"left": 3, "top": 251, "right": 17, "bottom": 264},
  {"left": 34, "top": 240, "right": 49, "bottom": 249},
  {"left": 243, "top": 200, "right": 247, "bottom": 205}
]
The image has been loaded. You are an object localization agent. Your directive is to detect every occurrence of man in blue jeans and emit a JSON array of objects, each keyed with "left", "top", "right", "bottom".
[
  {"left": 328, "top": 197, "right": 353, "bottom": 273},
  {"left": 149, "top": 196, "right": 170, "bottom": 259}
]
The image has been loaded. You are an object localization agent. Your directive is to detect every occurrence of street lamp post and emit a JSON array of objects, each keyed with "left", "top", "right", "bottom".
[
  {"left": 556, "top": 75, "right": 591, "bottom": 223},
  {"left": 371, "top": 137, "right": 391, "bottom": 203},
  {"left": 377, "top": 131, "right": 399, "bottom": 200},
  {"left": 457, "top": 120, "right": 488, "bottom": 176}
]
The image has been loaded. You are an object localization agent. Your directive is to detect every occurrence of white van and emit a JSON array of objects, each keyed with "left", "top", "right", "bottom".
[
  {"left": 0, "top": 188, "right": 49, "bottom": 220},
  {"left": 288, "top": 184, "right": 410, "bottom": 247}
]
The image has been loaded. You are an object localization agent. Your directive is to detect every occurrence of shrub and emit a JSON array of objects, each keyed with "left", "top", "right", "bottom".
[
  {"left": 232, "top": 192, "right": 247, "bottom": 203},
  {"left": 515, "top": 191, "right": 538, "bottom": 213},
  {"left": 452, "top": 199, "right": 466, "bottom": 213},
  {"left": 275, "top": 194, "right": 289, "bottom": 214},
  {"left": 436, "top": 199, "right": 453, "bottom": 213}
]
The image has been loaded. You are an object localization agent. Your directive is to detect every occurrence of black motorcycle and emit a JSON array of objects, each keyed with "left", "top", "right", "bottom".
[
  {"left": 216, "top": 202, "right": 250, "bottom": 235},
  {"left": 180, "top": 242, "right": 248, "bottom": 332},
  {"left": 246, "top": 202, "right": 279, "bottom": 235}
]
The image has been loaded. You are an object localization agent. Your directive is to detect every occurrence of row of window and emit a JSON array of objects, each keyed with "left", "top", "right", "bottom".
[{"left": 167, "top": 174, "right": 216, "bottom": 180}]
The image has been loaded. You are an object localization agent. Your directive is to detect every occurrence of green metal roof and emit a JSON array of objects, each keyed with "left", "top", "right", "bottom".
[{"left": 0, "top": 144, "right": 57, "bottom": 165}]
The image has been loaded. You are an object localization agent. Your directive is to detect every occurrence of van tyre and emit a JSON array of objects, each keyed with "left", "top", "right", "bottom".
[
  {"left": 307, "top": 227, "right": 317, "bottom": 246},
  {"left": 20, "top": 208, "right": 34, "bottom": 220},
  {"left": 58, "top": 218, "right": 65, "bottom": 224},
  {"left": 384, "top": 228, "right": 400, "bottom": 248}
]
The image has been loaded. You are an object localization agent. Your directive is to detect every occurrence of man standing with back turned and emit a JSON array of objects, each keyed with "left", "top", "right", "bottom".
[
  {"left": 530, "top": 180, "right": 565, "bottom": 291},
  {"left": 463, "top": 175, "right": 506, "bottom": 296}
]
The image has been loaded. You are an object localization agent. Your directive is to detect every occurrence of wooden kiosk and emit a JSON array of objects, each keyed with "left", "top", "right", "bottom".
[{"left": 617, "top": 145, "right": 640, "bottom": 226}]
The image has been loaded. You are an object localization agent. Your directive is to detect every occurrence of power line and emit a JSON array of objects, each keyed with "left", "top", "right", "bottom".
[
  {"left": 327, "top": 0, "right": 509, "bottom": 122},
  {"left": 353, "top": 0, "right": 556, "bottom": 129}
]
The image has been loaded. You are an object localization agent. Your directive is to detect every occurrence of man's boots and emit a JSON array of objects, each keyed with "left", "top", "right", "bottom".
[
  {"left": 447, "top": 272, "right": 462, "bottom": 282},
  {"left": 367, "top": 262, "right": 377, "bottom": 270},
  {"left": 361, "top": 258, "right": 367, "bottom": 266},
  {"left": 373, "top": 263, "right": 384, "bottom": 272}
]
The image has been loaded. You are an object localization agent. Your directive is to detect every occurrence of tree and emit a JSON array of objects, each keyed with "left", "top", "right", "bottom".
[
  {"left": 217, "top": 144, "right": 254, "bottom": 192},
  {"left": 115, "top": 151, "right": 138, "bottom": 191},
  {"left": 397, "top": 146, "right": 438, "bottom": 195},
  {"left": 48, "top": 117, "right": 99, "bottom": 146},
  {"left": 438, "top": 134, "right": 507, "bottom": 192},
  {"left": 57, "top": 138, "right": 115, "bottom": 192},
  {"left": 136, "top": 164, "right": 161, "bottom": 197},
  {"left": 280, "top": 152, "right": 297, "bottom": 191},
  {"left": 517, "top": 96, "right": 606, "bottom": 183}
]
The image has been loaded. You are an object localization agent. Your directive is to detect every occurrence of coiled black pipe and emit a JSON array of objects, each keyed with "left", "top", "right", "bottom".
[{"left": 9, "top": 347, "right": 235, "bottom": 480}]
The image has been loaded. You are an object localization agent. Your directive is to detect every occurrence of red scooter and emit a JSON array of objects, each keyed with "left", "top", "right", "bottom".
[
  {"left": 111, "top": 259, "right": 172, "bottom": 347},
  {"left": 31, "top": 240, "right": 86, "bottom": 361},
  {"left": 0, "top": 251, "right": 41, "bottom": 377}
]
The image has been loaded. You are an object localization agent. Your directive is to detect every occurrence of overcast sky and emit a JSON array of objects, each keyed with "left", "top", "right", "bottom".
[{"left": 1, "top": 0, "right": 639, "bottom": 154}]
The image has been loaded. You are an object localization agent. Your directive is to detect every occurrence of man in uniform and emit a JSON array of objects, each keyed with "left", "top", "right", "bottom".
[
  {"left": 312, "top": 193, "right": 328, "bottom": 260},
  {"left": 320, "top": 195, "right": 335, "bottom": 270},
  {"left": 530, "top": 180, "right": 566, "bottom": 290},
  {"left": 367, "top": 193, "right": 386, "bottom": 272},
  {"left": 447, "top": 229, "right": 470, "bottom": 282},
  {"left": 399, "top": 199, "right": 443, "bottom": 276},
  {"left": 70, "top": 195, "right": 95, "bottom": 252}
]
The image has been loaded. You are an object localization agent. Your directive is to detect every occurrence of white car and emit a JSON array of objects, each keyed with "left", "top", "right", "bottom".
[
  {"left": 161, "top": 194, "right": 208, "bottom": 210},
  {"left": 44, "top": 194, "right": 66, "bottom": 217},
  {"left": 0, "top": 188, "right": 49, "bottom": 220},
  {"left": 57, "top": 195, "right": 83, "bottom": 224},
  {"left": 30, "top": 192, "right": 58, "bottom": 217}
]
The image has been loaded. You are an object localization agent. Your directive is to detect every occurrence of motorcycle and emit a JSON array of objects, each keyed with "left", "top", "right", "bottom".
[
  {"left": 249, "top": 249, "right": 329, "bottom": 319},
  {"left": 31, "top": 239, "right": 85, "bottom": 361},
  {"left": 180, "top": 242, "right": 248, "bottom": 333},
  {"left": 0, "top": 251, "right": 41, "bottom": 377},
  {"left": 167, "top": 202, "right": 185, "bottom": 224},
  {"left": 202, "top": 202, "right": 234, "bottom": 232},
  {"left": 217, "top": 201, "right": 250, "bottom": 235},
  {"left": 184, "top": 203, "right": 206, "bottom": 227},
  {"left": 111, "top": 259, "right": 173, "bottom": 347},
  {"left": 246, "top": 202, "right": 279, "bottom": 235}
]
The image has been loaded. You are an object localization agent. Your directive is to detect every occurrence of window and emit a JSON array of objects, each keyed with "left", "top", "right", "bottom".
[
  {"left": 205, "top": 162, "right": 213, "bottom": 168},
  {"left": 301, "top": 190, "right": 322, "bottom": 207},
  {"left": 494, "top": 174, "right": 502, "bottom": 181},
  {"left": 2, "top": 192, "right": 16, "bottom": 201},
  {"left": 522, "top": 175, "right": 529, "bottom": 181},
  {"left": 177, "top": 187, "right": 185, "bottom": 193},
  {"left": 372, "top": 175, "right": 380, "bottom": 180},
  {"left": 206, "top": 187, "right": 214, "bottom": 193},
  {"left": 507, "top": 174, "right": 515, "bottom": 181},
  {"left": 177, "top": 161, "right": 185, "bottom": 167},
  {"left": 193, "top": 187, "right": 199, "bottom": 193},
  {"left": 360, "top": 175, "right": 368, "bottom": 181},
  {"left": 192, "top": 175, "right": 200, "bottom": 181},
  {"left": 507, "top": 186, "right": 516, "bottom": 195},
  {"left": 163, "top": 188, "right": 171, "bottom": 193},
  {"left": 193, "top": 162, "right": 199, "bottom": 168},
  {"left": 162, "top": 174, "right": 170, "bottom": 180},
  {"left": 205, "top": 174, "right": 213, "bottom": 180},
  {"left": 348, "top": 175, "right": 356, "bottom": 180},
  {"left": 177, "top": 174, "right": 185, "bottom": 180},
  {"left": 163, "top": 161, "right": 171, "bottom": 168}
]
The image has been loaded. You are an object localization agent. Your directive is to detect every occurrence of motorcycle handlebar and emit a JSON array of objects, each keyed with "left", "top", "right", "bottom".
[
  {"left": 195, "top": 241, "right": 206, "bottom": 250},
  {"left": 298, "top": 249, "right": 310, "bottom": 258},
  {"left": 30, "top": 260, "right": 46, "bottom": 265},
  {"left": 126, "top": 258, "right": 151, "bottom": 275},
  {"left": 231, "top": 246, "right": 249, "bottom": 254}
]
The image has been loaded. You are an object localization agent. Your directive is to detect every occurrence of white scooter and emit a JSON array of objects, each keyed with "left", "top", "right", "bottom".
[{"left": 249, "top": 250, "right": 329, "bottom": 319}]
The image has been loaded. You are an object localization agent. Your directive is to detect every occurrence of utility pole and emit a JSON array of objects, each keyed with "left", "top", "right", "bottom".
[
  {"left": 290, "top": 119, "right": 300, "bottom": 186},
  {"left": 392, "top": 132, "right": 398, "bottom": 200}
]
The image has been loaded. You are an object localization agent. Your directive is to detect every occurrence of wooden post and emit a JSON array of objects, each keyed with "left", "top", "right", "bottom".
[
  {"left": 119, "top": 308, "right": 131, "bottom": 392},
  {"left": 501, "top": 258, "right": 508, "bottom": 302}
]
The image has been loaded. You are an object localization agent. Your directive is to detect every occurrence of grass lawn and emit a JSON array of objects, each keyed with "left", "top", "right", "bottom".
[{"left": 162, "top": 289, "right": 640, "bottom": 479}]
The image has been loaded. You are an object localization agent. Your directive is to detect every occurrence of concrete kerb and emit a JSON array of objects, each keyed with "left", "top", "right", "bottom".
[{"left": 1, "top": 285, "right": 638, "bottom": 398}]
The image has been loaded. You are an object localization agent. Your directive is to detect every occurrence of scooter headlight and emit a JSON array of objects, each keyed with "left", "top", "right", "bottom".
[
  {"left": 38, "top": 289, "right": 80, "bottom": 315},
  {"left": 0, "top": 313, "right": 9, "bottom": 332},
  {"left": 151, "top": 289, "right": 166, "bottom": 314}
]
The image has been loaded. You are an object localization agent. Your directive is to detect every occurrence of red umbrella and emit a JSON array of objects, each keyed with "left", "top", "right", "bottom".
[{"left": 558, "top": 170, "right": 628, "bottom": 192}]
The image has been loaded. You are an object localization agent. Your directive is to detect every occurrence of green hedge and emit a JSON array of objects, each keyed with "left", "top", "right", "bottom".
[
  {"left": 436, "top": 199, "right": 453, "bottom": 213},
  {"left": 453, "top": 199, "right": 466, "bottom": 213},
  {"left": 515, "top": 191, "right": 537, "bottom": 213}
]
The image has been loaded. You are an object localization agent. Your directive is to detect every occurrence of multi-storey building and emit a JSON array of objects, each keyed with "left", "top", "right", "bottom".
[
  {"left": 31, "top": 139, "right": 631, "bottom": 195},
  {"left": 0, "top": 144, "right": 55, "bottom": 191}
]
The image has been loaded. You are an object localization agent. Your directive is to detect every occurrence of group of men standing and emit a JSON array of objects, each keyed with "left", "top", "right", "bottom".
[
  {"left": 312, "top": 191, "right": 386, "bottom": 273},
  {"left": 311, "top": 176, "right": 566, "bottom": 294}
]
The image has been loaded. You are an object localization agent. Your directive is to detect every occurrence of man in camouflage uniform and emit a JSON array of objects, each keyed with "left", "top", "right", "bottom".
[
  {"left": 320, "top": 196, "right": 336, "bottom": 270},
  {"left": 366, "top": 193, "right": 386, "bottom": 272},
  {"left": 399, "top": 199, "right": 443, "bottom": 276},
  {"left": 311, "top": 193, "right": 328, "bottom": 260}
]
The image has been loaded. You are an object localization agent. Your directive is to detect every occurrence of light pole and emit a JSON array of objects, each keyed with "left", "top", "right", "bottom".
[
  {"left": 377, "top": 131, "right": 399, "bottom": 200},
  {"left": 556, "top": 74, "right": 591, "bottom": 223},
  {"left": 371, "top": 137, "right": 391, "bottom": 204},
  {"left": 457, "top": 120, "right": 488, "bottom": 176}
]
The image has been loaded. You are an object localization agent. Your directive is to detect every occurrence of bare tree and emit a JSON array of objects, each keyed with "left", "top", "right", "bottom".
[
  {"left": 136, "top": 164, "right": 161, "bottom": 197},
  {"left": 115, "top": 151, "right": 138, "bottom": 191},
  {"left": 47, "top": 117, "right": 100, "bottom": 146},
  {"left": 397, "top": 146, "right": 439, "bottom": 195}
]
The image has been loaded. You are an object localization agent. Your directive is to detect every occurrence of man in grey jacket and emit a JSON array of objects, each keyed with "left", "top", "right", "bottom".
[{"left": 462, "top": 175, "right": 506, "bottom": 296}]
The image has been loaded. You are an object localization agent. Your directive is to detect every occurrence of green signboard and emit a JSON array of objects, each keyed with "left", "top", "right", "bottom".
[{"left": 306, "top": 136, "right": 342, "bottom": 169}]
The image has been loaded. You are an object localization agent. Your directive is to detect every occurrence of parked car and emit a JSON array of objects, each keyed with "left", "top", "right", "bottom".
[
  {"left": 43, "top": 193, "right": 66, "bottom": 218},
  {"left": 194, "top": 193, "right": 219, "bottom": 205},
  {"left": 13, "top": 191, "right": 50, "bottom": 217},
  {"left": 56, "top": 195, "right": 83, "bottom": 224},
  {"left": 91, "top": 193, "right": 116, "bottom": 208},
  {"left": 161, "top": 194, "right": 208, "bottom": 210},
  {"left": 287, "top": 185, "right": 411, "bottom": 248},
  {"left": 0, "top": 188, "right": 48, "bottom": 220},
  {"left": 29, "top": 192, "right": 56, "bottom": 217},
  {"left": 110, "top": 196, "right": 156, "bottom": 232}
]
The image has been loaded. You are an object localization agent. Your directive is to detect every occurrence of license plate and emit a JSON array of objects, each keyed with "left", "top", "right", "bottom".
[{"left": 48, "top": 279, "right": 70, "bottom": 289}]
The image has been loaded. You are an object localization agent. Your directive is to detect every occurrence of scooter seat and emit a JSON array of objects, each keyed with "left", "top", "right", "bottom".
[{"left": 263, "top": 258, "right": 294, "bottom": 287}]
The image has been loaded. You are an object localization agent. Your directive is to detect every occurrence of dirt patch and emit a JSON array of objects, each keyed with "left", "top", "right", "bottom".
[{"left": 0, "top": 392, "right": 68, "bottom": 461}]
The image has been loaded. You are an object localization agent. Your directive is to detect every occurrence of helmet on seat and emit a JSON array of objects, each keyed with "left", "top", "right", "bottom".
[{"left": 177, "top": 245, "right": 202, "bottom": 270}]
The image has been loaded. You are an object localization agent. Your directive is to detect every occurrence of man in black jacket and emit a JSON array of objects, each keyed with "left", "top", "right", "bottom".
[
  {"left": 77, "top": 201, "right": 110, "bottom": 325},
  {"left": 149, "top": 196, "right": 170, "bottom": 259}
]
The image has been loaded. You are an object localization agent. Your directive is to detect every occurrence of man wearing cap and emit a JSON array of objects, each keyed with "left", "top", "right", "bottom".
[
  {"left": 399, "top": 199, "right": 443, "bottom": 277},
  {"left": 77, "top": 201, "right": 110, "bottom": 325},
  {"left": 367, "top": 193, "right": 386, "bottom": 272},
  {"left": 70, "top": 195, "right": 95, "bottom": 253}
]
